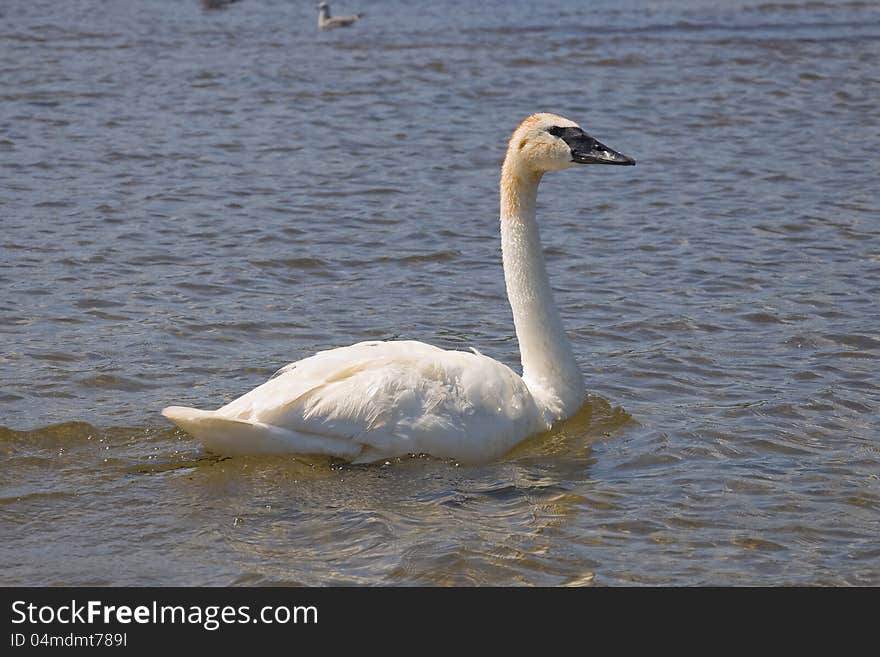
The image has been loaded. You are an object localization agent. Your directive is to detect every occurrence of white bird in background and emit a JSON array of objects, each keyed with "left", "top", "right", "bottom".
[
  {"left": 163, "top": 113, "right": 635, "bottom": 464},
  {"left": 317, "top": 2, "right": 364, "bottom": 30}
]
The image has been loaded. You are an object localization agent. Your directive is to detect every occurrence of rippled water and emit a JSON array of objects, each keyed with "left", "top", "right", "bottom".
[{"left": 2, "top": 0, "right": 878, "bottom": 585}]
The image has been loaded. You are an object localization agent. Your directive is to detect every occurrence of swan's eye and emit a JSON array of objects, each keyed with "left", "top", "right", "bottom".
[{"left": 547, "top": 126, "right": 566, "bottom": 138}]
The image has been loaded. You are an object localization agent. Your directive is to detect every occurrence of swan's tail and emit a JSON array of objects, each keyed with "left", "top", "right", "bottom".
[
  {"left": 162, "top": 405, "right": 281, "bottom": 455},
  {"left": 162, "top": 406, "right": 220, "bottom": 436}
]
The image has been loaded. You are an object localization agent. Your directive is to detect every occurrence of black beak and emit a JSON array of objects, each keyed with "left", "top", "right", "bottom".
[
  {"left": 572, "top": 138, "right": 636, "bottom": 165},
  {"left": 549, "top": 126, "right": 636, "bottom": 166}
]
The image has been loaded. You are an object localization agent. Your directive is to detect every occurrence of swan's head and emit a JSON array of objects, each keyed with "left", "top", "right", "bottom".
[{"left": 507, "top": 113, "right": 635, "bottom": 173}]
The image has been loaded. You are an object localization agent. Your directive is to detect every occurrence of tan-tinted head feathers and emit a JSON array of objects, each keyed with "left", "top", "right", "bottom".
[
  {"left": 505, "top": 113, "right": 583, "bottom": 175},
  {"left": 516, "top": 113, "right": 579, "bottom": 131}
]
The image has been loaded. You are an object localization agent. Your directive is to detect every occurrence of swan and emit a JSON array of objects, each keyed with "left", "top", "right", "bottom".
[
  {"left": 163, "top": 113, "right": 635, "bottom": 464},
  {"left": 317, "top": 2, "right": 364, "bottom": 30}
]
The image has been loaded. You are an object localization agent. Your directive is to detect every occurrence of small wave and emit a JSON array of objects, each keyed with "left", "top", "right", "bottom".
[
  {"left": 825, "top": 333, "right": 880, "bottom": 350},
  {"left": 746, "top": 1, "right": 870, "bottom": 13},
  {"left": 249, "top": 257, "right": 330, "bottom": 269},
  {"left": 0, "top": 421, "right": 99, "bottom": 446},
  {"left": 77, "top": 374, "right": 158, "bottom": 392},
  {"left": 343, "top": 250, "right": 460, "bottom": 267}
]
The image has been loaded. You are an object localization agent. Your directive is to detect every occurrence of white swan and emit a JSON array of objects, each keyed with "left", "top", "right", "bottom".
[
  {"left": 163, "top": 113, "right": 634, "bottom": 464},
  {"left": 317, "top": 2, "right": 363, "bottom": 30}
]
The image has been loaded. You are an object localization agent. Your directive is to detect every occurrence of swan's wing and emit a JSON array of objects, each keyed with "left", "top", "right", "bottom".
[{"left": 216, "top": 340, "right": 541, "bottom": 463}]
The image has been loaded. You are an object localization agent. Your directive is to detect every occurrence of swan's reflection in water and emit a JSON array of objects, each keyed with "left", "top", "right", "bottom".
[{"left": 174, "top": 397, "right": 631, "bottom": 585}]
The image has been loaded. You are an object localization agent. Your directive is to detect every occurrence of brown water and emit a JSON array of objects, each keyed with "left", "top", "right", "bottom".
[{"left": 1, "top": 0, "right": 878, "bottom": 585}]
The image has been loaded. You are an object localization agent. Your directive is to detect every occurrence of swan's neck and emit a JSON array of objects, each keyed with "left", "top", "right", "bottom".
[{"left": 500, "top": 160, "right": 585, "bottom": 422}]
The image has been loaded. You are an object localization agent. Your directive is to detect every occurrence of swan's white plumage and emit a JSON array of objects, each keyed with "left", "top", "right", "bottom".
[
  {"left": 163, "top": 112, "right": 634, "bottom": 463},
  {"left": 163, "top": 340, "right": 541, "bottom": 463}
]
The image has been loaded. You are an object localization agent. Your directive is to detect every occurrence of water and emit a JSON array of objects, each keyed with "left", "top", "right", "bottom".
[{"left": 1, "top": 0, "right": 878, "bottom": 586}]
